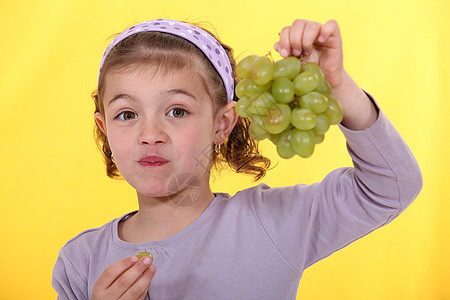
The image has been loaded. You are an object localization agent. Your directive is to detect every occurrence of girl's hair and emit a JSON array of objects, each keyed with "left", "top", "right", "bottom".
[{"left": 92, "top": 22, "right": 271, "bottom": 180}]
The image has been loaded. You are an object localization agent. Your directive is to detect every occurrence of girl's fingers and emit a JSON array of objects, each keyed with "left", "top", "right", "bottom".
[
  {"left": 276, "top": 19, "right": 327, "bottom": 58},
  {"left": 289, "top": 19, "right": 307, "bottom": 56},
  {"left": 318, "top": 19, "right": 341, "bottom": 44},
  {"left": 94, "top": 256, "right": 138, "bottom": 291},
  {"left": 108, "top": 256, "right": 153, "bottom": 298},
  {"left": 274, "top": 41, "right": 280, "bottom": 53},
  {"left": 301, "top": 21, "right": 322, "bottom": 57},
  {"left": 277, "top": 26, "right": 292, "bottom": 57},
  {"left": 120, "top": 266, "right": 156, "bottom": 300}
]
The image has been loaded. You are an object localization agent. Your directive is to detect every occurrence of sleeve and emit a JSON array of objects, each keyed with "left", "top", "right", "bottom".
[
  {"left": 52, "top": 249, "right": 88, "bottom": 300},
  {"left": 252, "top": 94, "right": 423, "bottom": 273}
]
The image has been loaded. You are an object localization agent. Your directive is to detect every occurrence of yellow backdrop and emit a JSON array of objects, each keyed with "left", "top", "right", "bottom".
[{"left": 0, "top": 0, "right": 448, "bottom": 299}]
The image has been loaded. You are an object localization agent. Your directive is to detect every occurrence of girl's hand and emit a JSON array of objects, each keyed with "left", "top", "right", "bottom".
[
  {"left": 274, "top": 19, "right": 344, "bottom": 91},
  {"left": 274, "top": 19, "right": 378, "bottom": 130},
  {"left": 93, "top": 255, "right": 156, "bottom": 300}
]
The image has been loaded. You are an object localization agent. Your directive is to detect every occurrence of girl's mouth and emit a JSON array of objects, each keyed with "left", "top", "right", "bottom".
[{"left": 138, "top": 156, "right": 169, "bottom": 167}]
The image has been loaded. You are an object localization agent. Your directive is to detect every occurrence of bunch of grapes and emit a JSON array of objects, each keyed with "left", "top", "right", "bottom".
[{"left": 234, "top": 55, "right": 343, "bottom": 159}]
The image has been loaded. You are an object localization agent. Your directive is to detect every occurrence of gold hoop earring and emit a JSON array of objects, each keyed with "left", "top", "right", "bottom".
[{"left": 214, "top": 143, "right": 221, "bottom": 154}]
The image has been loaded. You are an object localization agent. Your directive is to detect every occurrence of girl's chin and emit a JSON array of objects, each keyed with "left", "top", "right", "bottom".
[
  {"left": 124, "top": 170, "right": 206, "bottom": 201},
  {"left": 134, "top": 186, "right": 171, "bottom": 199},
  {"left": 134, "top": 177, "right": 205, "bottom": 207}
]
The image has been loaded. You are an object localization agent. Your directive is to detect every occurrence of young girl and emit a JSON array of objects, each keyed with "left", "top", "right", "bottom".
[{"left": 52, "top": 18, "right": 422, "bottom": 299}]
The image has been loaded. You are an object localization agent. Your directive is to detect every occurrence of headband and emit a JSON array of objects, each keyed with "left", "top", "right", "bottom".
[{"left": 99, "top": 19, "right": 235, "bottom": 103}]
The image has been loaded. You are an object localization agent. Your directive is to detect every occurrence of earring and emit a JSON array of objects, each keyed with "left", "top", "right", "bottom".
[
  {"left": 111, "top": 153, "right": 115, "bottom": 163},
  {"left": 214, "top": 143, "right": 221, "bottom": 154}
]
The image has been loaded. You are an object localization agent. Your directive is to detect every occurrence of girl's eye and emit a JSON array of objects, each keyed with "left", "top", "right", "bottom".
[
  {"left": 168, "top": 107, "right": 188, "bottom": 118},
  {"left": 117, "top": 111, "right": 138, "bottom": 121}
]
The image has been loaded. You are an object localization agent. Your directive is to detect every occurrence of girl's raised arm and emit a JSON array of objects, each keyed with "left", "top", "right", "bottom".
[{"left": 247, "top": 18, "right": 422, "bottom": 274}]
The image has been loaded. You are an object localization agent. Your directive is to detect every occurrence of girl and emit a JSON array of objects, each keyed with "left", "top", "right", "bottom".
[{"left": 52, "top": 19, "right": 422, "bottom": 299}]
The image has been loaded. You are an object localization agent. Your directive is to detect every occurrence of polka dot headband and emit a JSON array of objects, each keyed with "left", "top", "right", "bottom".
[{"left": 99, "top": 19, "right": 235, "bottom": 103}]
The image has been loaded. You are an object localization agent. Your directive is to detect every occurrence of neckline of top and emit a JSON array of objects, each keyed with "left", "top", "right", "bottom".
[{"left": 111, "top": 192, "right": 231, "bottom": 249}]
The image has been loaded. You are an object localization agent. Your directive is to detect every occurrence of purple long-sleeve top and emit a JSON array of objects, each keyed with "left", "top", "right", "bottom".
[{"left": 52, "top": 97, "right": 422, "bottom": 299}]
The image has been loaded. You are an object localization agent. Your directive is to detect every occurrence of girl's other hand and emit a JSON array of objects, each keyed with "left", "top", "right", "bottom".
[
  {"left": 93, "top": 255, "right": 156, "bottom": 300},
  {"left": 274, "top": 19, "right": 345, "bottom": 90}
]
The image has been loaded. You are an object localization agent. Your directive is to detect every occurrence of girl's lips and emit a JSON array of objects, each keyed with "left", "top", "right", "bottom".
[{"left": 138, "top": 156, "right": 169, "bottom": 167}]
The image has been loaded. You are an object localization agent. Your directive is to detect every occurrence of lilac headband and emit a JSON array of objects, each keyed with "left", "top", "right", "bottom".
[{"left": 99, "top": 19, "right": 235, "bottom": 102}]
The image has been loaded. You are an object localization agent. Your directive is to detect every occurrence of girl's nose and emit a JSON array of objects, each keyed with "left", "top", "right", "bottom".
[{"left": 138, "top": 118, "right": 168, "bottom": 145}]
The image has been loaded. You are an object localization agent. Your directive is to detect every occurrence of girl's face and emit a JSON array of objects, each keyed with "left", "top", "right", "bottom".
[{"left": 95, "top": 64, "right": 236, "bottom": 198}]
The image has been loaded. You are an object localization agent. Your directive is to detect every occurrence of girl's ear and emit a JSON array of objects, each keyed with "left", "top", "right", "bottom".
[
  {"left": 214, "top": 101, "right": 239, "bottom": 144},
  {"left": 94, "top": 112, "right": 107, "bottom": 136}
]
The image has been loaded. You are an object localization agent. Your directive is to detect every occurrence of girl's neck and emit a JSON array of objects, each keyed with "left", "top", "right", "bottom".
[{"left": 118, "top": 185, "right": 216, "bottom": 243}]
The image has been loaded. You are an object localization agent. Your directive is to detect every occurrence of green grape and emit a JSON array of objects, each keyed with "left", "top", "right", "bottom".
[
  {"left": 276, "top": 130, "right": 296, "bottom": 159},
  {"left": 269, "top": 132, "right": 282, "bottom": 145},
  {"left": 301, "top": 62, "right": 324, "bottom": 80},
  {"left": 244, "top": 78, "right": 271, "bottom": 97},
  {"left": 235, "top": 97, "right": 250, "bottom": 118},
  {"left": 263, "top": 103, "right": 292, "bottom": 134},
  {"left": 250, "top": 114, "right": 265, "bottom": 127},
  {"left": 271, "top": 77, "right": 294, "bottom": 103},
  {"left": 323, "top": 95, "right": 343, "bottom": 125},
  {"left": 293, "top": 71, "right": 319, "bottom": 96},
  {"left": 247, "top": 92, "right": 276, "bottom": 116},
  {"left": 136, "top": 252, "right": 153, "bottom": 259},
  {"left": 236, "top": 55, "right": 258, "bottom": 79},
  {"left": 249, "top": 115, "right": 269, "bottom": 140},
  {"left": 301, "top": 62, "right": 332, "bottom": 95},
  {"left": 291, "top": 108, "right": 317, "bottom": 130},
  {"left": 314, "top": 78, "right": 332, "bottom": 95},
  {"left": 251, "top": 56, "right": 274, "bottom": 85},
  {"left": 290, "top": 129, "right": 315, "bottom": 158},
  {"left": 235, "top": 80, "right": 246, "bottom": 99},
  {"left": 298, "top": 91, "right": 328, "bottom": 114},
  {"left": 314, "top": 133, "right": 324, "bottom": 144},
  {"left": 273, "top": 56, "right": 301, "bottom": 80},
  {"left": 313, "top": 114, "right": 331, "bottom": 134}
]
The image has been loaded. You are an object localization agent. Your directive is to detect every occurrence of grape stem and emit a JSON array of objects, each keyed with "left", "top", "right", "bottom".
[
  {"left": 289, "top": 99, "right": 298, "bottom": 109},
  {"left": 266, "top": 51, "right": 274, "bottom": 63}
]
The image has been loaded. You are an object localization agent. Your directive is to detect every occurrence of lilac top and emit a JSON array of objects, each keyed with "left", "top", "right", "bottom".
[{"left": 52, "top": 97, "right": 422, "bottom": 299}]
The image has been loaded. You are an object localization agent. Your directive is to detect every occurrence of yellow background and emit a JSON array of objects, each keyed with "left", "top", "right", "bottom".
[{"left": 0, "top": 0, "right": 448, "bottom": 299}]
